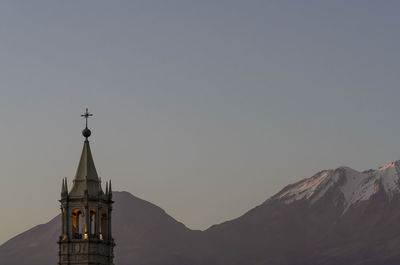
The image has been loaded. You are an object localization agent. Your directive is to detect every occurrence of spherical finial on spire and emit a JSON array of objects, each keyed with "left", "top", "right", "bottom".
[{"left": 82, "top": 127, "right": 92, "bottom": 138}]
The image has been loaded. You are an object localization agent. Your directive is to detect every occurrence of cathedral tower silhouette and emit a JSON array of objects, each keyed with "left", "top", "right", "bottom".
[{"left": 58, "top": 109, "right": 115, "bottom": 265}]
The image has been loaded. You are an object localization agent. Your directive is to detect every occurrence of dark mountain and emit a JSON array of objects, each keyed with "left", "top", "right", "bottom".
[
  {"left": 0, "top": 191, "right": 198, "bottom": 265},
  {"left": 3, "top": 161, "right": 400, "bottom": 265}
]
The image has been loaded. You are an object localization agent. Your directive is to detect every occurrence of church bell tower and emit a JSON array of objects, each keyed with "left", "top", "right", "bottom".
[{"left": 58, "top": 109, "right": 115, "bottom": 265}]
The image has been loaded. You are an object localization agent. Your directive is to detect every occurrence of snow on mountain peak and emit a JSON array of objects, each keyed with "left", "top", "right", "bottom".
[{"left": 274, "top": 160, "right": 400, "bottom": 210}]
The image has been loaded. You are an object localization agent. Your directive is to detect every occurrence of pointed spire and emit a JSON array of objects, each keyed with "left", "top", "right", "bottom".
[
  {"left": 106, "top": 181, "right": 109, "bottom": 196},
  {"left": 68, "top": 109, "right": 103, "bottom": 198}
]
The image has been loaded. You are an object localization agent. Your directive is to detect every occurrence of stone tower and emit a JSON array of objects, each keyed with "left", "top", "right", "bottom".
[{"left": 58, "top": 109, "right": 115, "bottom": 265}]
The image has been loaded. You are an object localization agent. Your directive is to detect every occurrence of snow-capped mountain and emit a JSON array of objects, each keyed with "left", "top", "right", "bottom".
[
  {"left": 274, "top": 161, "right": 400, "bottom": 211},
  {"left": 197, "top": 160, "right": 400, "bottom": 265}
]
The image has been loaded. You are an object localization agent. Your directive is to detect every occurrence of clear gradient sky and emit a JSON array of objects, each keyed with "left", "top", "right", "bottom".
[{"left": 1, "top": 0, "right": 400, "bottom": 244}]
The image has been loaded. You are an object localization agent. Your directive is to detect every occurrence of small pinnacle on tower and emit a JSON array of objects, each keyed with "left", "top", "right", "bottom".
[
  {"left": 64, "top": 177, "right": 68, "bottom": 194},
  {"left": 61, "top": 178, "right": 65, "bottom": 195}
]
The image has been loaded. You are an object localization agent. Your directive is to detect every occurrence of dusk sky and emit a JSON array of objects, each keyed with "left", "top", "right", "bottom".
[{"left": 1, "top": 0, "right": 400, "bottom": 244}]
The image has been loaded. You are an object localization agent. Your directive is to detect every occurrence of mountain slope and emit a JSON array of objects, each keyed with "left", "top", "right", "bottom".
[
  {"left": 112, "top": 191, "right": 199, "bottom": 265},
  {"left": 0, "top": 215, "right": 59, "bottom": 265}
]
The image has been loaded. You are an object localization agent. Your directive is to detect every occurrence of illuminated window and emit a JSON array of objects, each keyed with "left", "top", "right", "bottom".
[{"left": 72, "top": 209, "right": 83, "bottom": 239}]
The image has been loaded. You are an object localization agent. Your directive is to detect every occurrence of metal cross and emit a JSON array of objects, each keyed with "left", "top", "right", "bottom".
[{"left": 81, "top": 108, "right": 93, "bottom": 128}]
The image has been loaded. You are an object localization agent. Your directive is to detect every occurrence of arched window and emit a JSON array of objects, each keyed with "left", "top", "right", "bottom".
[
  {"left": 72, "top": 209, "right": 83, "bottom": 239},
  {"left": 100, "top": 211, "right": 107, "bottom": 240},
  {"left": 90, "top": 209, "right": 97, "bottom": 236}
]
